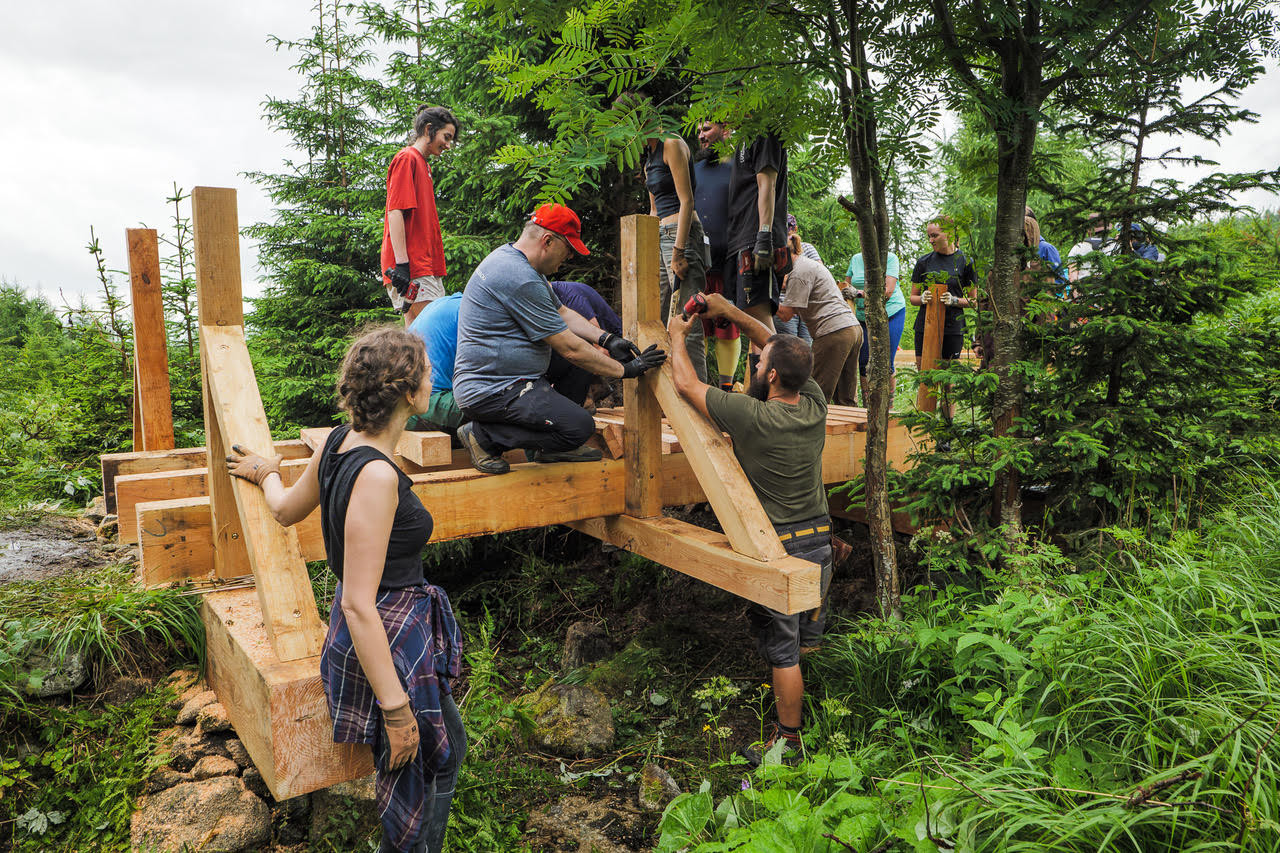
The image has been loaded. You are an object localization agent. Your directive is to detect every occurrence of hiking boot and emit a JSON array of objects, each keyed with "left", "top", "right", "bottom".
[
  {"left": 738, "top": 725, "right": 804, "bottom": 768},
  {"left": 528, "top": 445, "right": 603, "bottom": 464},
  {"left": 457, "top": 423, "right": 509, "bottom": 475}
]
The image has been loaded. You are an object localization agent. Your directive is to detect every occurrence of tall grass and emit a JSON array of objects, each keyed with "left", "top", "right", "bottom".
[{"left": 661, "top": 477, "right": 1280, "bottom": 851}]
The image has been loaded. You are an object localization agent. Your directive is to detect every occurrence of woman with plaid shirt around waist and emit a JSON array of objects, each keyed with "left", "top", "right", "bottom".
[{"left": 227, "top": 326, "right": 464, "bottom": 853}]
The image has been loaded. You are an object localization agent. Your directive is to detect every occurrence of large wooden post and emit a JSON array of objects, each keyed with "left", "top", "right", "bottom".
[
  {"left": 621, "top": 215, "right": 663, "bottom": 518},
  {"left": 192, "top": 187, "right": 325, "bottom": 662},
  {"left": 127, "top": 229, "right": 175, "bottom": 451},
  {"left": 914, "top": 284, "right": 947, "bottom": 413}
]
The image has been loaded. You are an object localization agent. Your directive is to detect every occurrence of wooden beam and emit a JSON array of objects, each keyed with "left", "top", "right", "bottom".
[
  {"left": 620, "top": 215, "right": 663, "bottom": 518},
  {"left": 127, "top": 228, "right": 175, "bottom": 451},
  {"left": 193, "top": 187, "right": 252, "bottom": 582},
  {"left": 119, "top": 458, "right": 311, "bottom": 544},
  {"left": 637, "top": 320, "right": 787, "bottom": 563},
  {"left": 298, "top": 427, "right": 450, "bottom": 470},
  {"left": 570, "top": 515, "right": 819, "bottom": 614},
  {"left": 201, "top": 324, "right": 326, "bottom": 661},
  {"left": 202, "top": 589, "right": 372, "bottom": 800},
  {"left": 915, "top": 283, "right": 946, "bottom": 413},
  {"left": 101, "top": 441, "right": 310, "bottom": 515}
]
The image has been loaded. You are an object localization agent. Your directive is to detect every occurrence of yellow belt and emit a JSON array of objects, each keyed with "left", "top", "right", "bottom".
[{"left": 777, "top": 523, "right": 829, "bottom": 543}]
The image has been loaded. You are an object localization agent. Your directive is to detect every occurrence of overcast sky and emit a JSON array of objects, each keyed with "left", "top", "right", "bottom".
[{"left": 2, "top": 3, "right": 1277, "bottom": 310}]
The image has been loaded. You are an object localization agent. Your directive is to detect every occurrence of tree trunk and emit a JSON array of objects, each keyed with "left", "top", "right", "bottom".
[{"left": 834, "top": 0, "right": 900, "bottom": 619}]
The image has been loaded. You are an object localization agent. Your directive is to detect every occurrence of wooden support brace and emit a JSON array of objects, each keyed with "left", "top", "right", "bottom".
[
  {"left": 202, "top": 589, "right": 372, "bottom": 800},
  {"left": 298, "top": 427, "right": 451, "bottom": 469},
  {"left": 127, "top": 228, "right": 175, "bottom": 451},
  {"left": 201, "top": 324, "right": 326, "bottom": 661},
  {"left": 636, "top": 321, "right": 787, "bottom": 563},
  {"left": 193, "top": 186, "right": 323, "bottom": 662},
  {"left": 570, "top": 516, "right": 819, "bottom": 614},
  {"left": 620, "top": 214, "right": 663, "bottom": 518}
]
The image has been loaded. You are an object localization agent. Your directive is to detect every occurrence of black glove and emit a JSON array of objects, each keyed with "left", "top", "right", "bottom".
[
  {"left": 621, "top": 344, "right": 667, "bottom": 378},
  {"left": 385, "top": 263, "right": 415, "bottom": 299},
  {"left": 753, "top": 229, "right": 773, "bottom": 272},
  {"left": 598, "top": 332, "right": 642, "bottom": 363}
]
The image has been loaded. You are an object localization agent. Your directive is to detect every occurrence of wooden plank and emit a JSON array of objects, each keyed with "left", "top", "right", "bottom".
[
  {"left": 127, "top": 228, "right": 175, "bottom": 451},
  {"left": 620, "top": 214, "right": 663, "bottom": 518},
  {"left": 139, "top": 420, "right": 919, "bottom": 589},
  {"left": 101, "top": 441, "right": 310, "bottom": 515},
  {"left": 915, "top": 283, "right": 946, "bottom": 413},
  {"left": 637, "top": 320, "right": 787, "bottom": 562},
  {"left": 569, "top": 515, "right": 819, "bottom": 614},
  {"left": 202, "top": 589, "right": 372, "bottom": 800},
  {"left": 202, "top": 366, "right": 252, "bottom": 581},
  {"left": 119, "top": 458, "right": 311, "bottom": 545},
  {"left": 395, "top": 431, "right": 452, "bottom": 467},
  {"left": 202, "top": 323, "right": 326, "bottom": 661}
]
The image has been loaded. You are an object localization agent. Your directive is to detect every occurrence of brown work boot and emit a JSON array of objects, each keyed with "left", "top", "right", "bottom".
[{"left": 529, "top": 445, "right": 603, "bottom": 464}]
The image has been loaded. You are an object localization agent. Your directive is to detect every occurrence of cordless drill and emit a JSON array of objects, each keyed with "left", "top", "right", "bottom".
[{"left": 681, "top": 293, "right": 708, "bottom": 320}]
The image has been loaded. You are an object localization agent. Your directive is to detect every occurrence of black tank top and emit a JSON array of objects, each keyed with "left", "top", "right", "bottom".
[
  {"left": 645, "top": 141, "right": 695, "bottom": 219},
  {"left": 317, "top": 424, "right": 433, "bottom": 589}
]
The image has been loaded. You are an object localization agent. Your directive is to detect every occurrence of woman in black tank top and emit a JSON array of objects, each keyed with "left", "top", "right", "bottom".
[{"left": 226, "top": 326, "right": 464, "bottom": 853}]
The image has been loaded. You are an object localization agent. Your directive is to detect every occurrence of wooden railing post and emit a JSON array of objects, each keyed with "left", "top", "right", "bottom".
[
  {"left": 621, "top": 215, "right": 663, "bottom": 518},
  {"left": 915, "top": 284, "right": 947, "bottom": 413},
  {"left": 127, "top": 228, "right": 175, "bottom": 451}
]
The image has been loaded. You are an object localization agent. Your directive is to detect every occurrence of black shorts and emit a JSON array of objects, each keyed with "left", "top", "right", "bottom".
[
  {"left": 747, "top": 517, "right": 833, "bottom": 668},
  {"left": 914, "top": 329, "right": 964, "bottom": 361},
  {"left": 725, "top": 249, "right": 790, "bottom": 313}
]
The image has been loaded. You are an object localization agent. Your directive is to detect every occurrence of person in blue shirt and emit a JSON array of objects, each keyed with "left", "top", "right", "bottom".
[
  {"left": 407, "top": 293, "right": 466, "bottom": 434},
  {"left": 1025, "top": 206, "right": 1068, "bottom": 297},
  {"left": 841, "top": 251, "right": 905, "bottom": 406}
]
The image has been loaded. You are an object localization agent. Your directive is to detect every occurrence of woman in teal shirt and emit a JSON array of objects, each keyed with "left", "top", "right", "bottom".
[{"left": 841, "top": 252, "right": 905, "bottom": 405}]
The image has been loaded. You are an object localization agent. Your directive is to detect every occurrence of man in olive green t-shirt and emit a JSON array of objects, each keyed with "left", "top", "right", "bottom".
[{"left": 667, "top": 292, "right": 832, "bottom": 765}]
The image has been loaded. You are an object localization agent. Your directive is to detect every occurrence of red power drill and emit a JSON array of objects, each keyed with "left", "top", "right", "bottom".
[{"left": 681, "top": 293, "right": 708, "bottom": 320}]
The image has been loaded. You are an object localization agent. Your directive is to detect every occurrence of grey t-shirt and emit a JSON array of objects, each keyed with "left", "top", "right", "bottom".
[
  {"left": 781, "top": 255, "right": 855, "bottom": 338},
  {"left": 453, "top": 244, "right": 568, "bottom": 408}
]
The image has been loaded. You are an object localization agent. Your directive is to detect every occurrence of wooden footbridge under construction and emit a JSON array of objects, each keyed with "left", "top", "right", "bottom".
[{"left": 101, "top": 188, "right": 923, "bottom": 801}]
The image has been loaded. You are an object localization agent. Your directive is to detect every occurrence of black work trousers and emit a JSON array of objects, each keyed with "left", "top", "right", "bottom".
[{"left": 460, "top": 358, "right": 596, "bottom": 455}]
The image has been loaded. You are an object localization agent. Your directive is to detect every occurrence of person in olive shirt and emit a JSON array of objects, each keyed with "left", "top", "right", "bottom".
[{"left": 667, "top": 292, "right": 832, "bottom": 765}]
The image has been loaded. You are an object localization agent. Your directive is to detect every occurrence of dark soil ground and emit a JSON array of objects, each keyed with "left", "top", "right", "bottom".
[{"left": 0, "top": 515, "right": 103, "bottom": 583}]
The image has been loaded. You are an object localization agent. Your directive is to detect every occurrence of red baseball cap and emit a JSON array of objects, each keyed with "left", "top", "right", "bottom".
[{"left": 530, "top": 203, "right": 590, "bottom": 255}]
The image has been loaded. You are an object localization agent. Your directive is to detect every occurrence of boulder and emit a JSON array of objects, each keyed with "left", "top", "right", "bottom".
[
  {"left": 192, "top": 754, "right": 240, "bottom": 780},
  {"left": 197, "top": 702, "right": 235, "bottom": 735},
  {"left": 176, "top": 689, "right": 217, "bottom": 725},
  {"left": 561, "top": 620, "right": 612, "bottom": 673},
  {"left": 241, "top": 766, "right": 270, "bottom": 800},
  {"left": 101, "top": 675, "right": 153, "bottom": 706},
  {"left": 310, "top": 775, "right": 379, "bottom": 846},
  {"left": 223, "top": 737, "right": 252, "bottom": 769},
  {"left": 83, "top": 495, "right": 107, "bottom": 524},
  {"left": 20, "top": 650, "right": 88, "bottom": 698},
  {"left": 585, "top": 639, "right": 658, "bottom": 698},
  {"left": 637, "top": 764, "right": 682, "bottom": 812},
  {"left": 519, "top": 679, "right": 614, "bottom": 757},
  {"left": 130, "top": 777, "right": 270, "bottom": 852},
  {"left": 144, "top": 768, "right": 193, "bottom": 795},
  {"left": 166, "top": 731, "right": 231, "bottom": 772},
  {"left": 96, "top": 514, "right": 119, "bottom": 542},
  {"left": 525, "top": 795, "right": 648, "bottom": 853}
]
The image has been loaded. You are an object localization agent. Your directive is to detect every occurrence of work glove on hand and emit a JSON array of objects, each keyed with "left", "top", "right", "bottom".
[
  {"left": 621, "top": 344, "right": 667, "bottom": 378},
  {"left": 940, "top": 292, "right": 960, "bottom": 307},
  {"left": 226, "top": 445, "right": 282, "bottom": 486},
  {"left": 381, "top": 697, "right": 420, "bottom": 772},
  {"left": 385, "top": 263, "right": 417, "bottom": 301},
  {"left": 598, "top": 332, "right": 643, "bottom": 362},
  {"left": 753, "top": 229, "right": 773, "bottom": 273},
  {"left": 921, "top": 288, "right": 934, "bottom": 305}
]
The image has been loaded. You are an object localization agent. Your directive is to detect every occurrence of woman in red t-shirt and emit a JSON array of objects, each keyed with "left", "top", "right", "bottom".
[{"left": 382, "top": 106, "right": 459, "bottom": 325}]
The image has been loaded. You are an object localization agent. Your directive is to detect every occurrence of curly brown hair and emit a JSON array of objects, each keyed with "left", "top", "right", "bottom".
[{"left": 337, "top": 326, "right": 428, "bottom": 434}]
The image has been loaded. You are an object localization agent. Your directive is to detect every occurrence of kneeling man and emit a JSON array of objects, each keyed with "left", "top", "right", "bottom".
[{"left": 453, "top": 204, "right": 665, "bottom": 474}]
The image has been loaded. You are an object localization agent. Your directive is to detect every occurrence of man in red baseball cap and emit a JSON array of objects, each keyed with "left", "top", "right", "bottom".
[{"left": 451, "top": 203, "right": 667, "bottom": 474}]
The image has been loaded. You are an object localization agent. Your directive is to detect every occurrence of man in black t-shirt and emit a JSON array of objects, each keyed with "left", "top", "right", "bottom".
[{"left": 726, "top": 133, "right": 792, "bottom": 375}]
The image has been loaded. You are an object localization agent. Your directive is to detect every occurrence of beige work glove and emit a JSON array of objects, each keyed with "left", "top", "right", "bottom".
[
  {"left": 381, "top": 697, "right": 420, "bottom": 771},
  {"left": 226, "top": 444, "right": 282, "bottom": 486}
]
